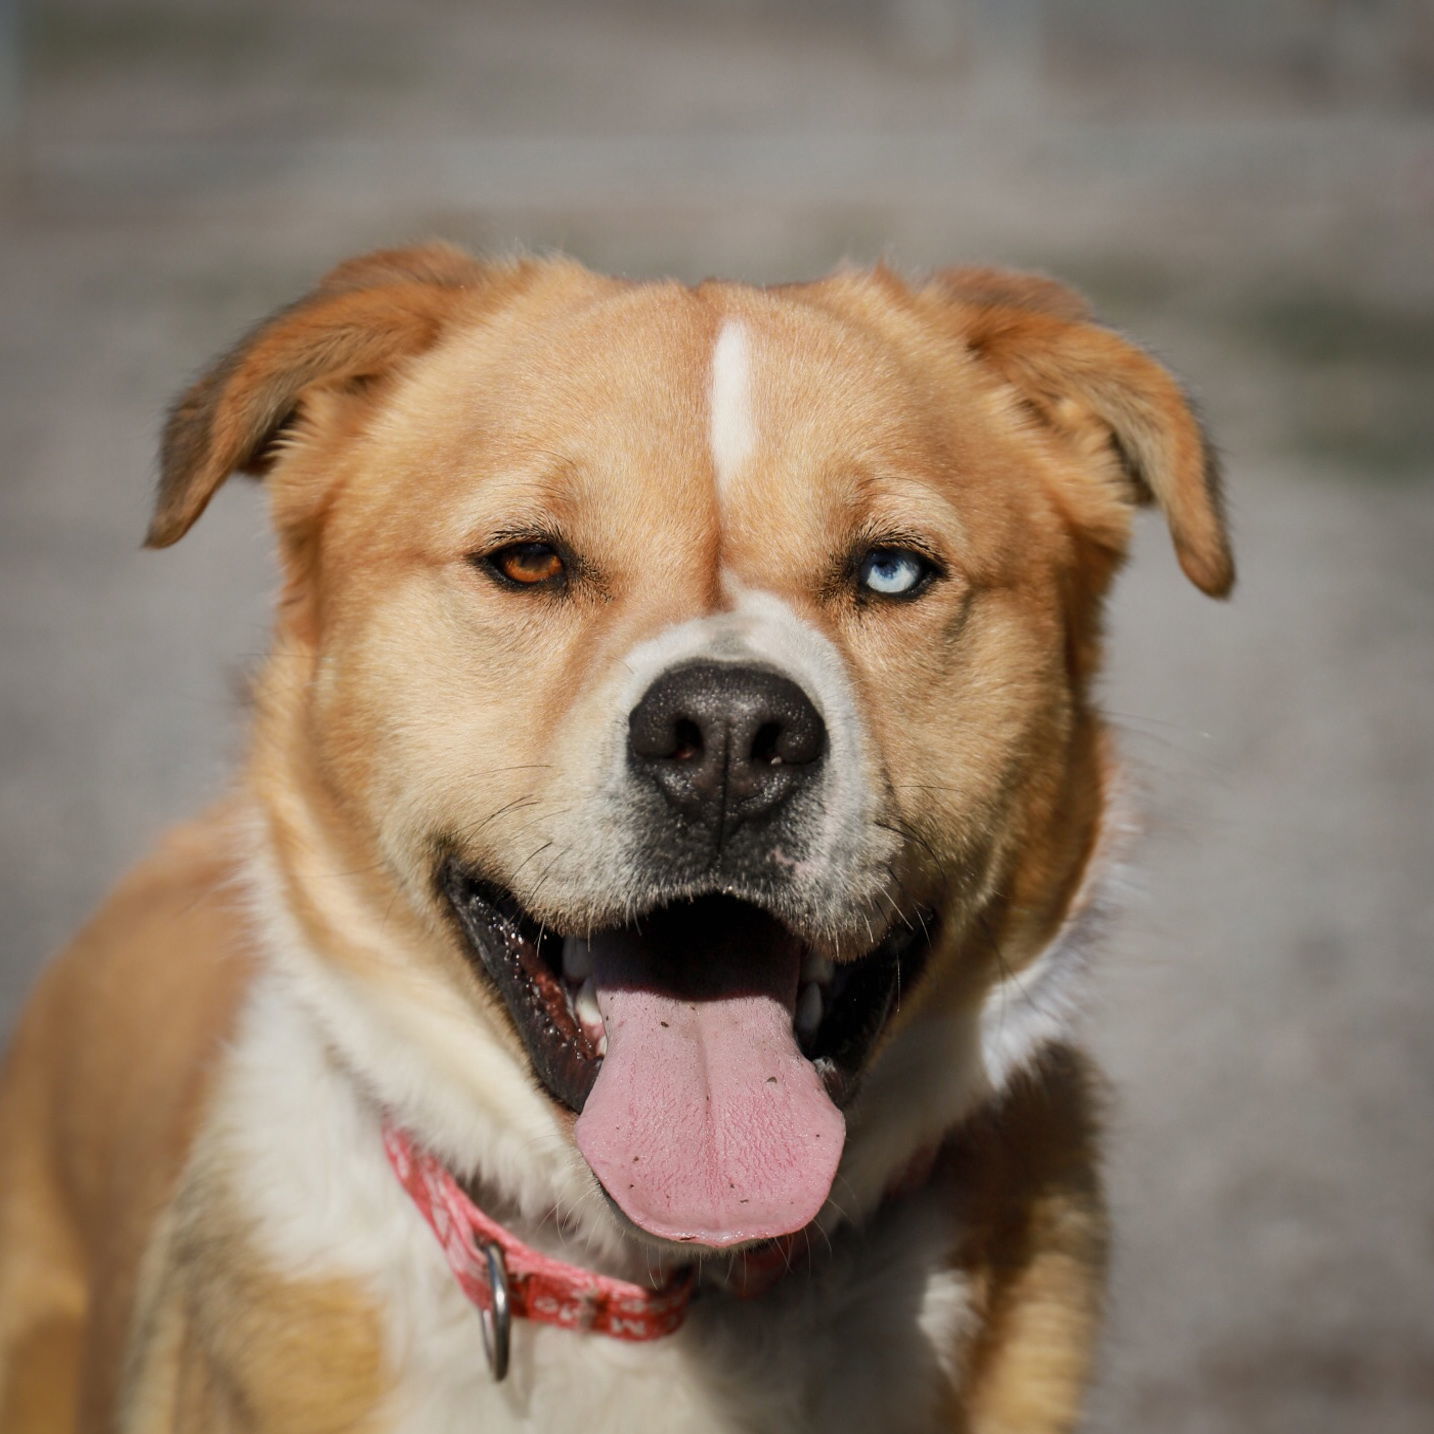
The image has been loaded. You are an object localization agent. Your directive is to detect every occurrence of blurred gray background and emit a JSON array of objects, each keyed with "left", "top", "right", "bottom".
[{"left": 2, "top": 2, "right": 1431, "bottom": 1429}]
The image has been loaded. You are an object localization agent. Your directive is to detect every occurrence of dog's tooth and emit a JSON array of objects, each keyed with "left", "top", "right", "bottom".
[
  {"left": 574, "top": 978, "right": 603, "bottom": 1036},
  {"left": 801, "top": 953, "right": 834, "bottom": 987},
  {"left": 563, "top": 936, "right": 593, "bottom": 984},
  {"left": 795, "top": 982, "right": 823, "bottom": 1039},
  {"left": 595, "top": 1032, "right": 608, "bottom": 1058}
]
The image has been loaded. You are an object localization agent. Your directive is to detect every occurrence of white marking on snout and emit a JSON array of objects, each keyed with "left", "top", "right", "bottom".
[
  {"left": 489, "top": 588, "right": 897, "bottom": 946},
  {"left": 580, "top": 587, "right": 895, "bottom": 937},
  {"left": 709, "top": 319, "right": 755, "bottom": 496}
]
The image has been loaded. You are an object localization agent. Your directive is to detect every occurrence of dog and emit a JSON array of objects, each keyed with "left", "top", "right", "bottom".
[{"left": 0, "top": 244, "right": 1232, "bottom": 1433}]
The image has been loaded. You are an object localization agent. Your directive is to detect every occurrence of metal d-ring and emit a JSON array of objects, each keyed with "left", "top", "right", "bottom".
[{"left": 478, "top": 1241, "right": 512, "bottom": 1382}]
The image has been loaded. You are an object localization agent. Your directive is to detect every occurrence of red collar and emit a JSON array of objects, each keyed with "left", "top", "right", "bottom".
[
  {"left": 383, "top": 1122, "right": 694, "bottom": 1377},
  {"left": 384, "top": 1120, "right": 943, "bottom": 1379}
]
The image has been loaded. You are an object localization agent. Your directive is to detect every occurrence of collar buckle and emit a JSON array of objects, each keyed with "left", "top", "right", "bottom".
[{"left": 478, "top": 1240, "right": 512, "bottom": 1381}]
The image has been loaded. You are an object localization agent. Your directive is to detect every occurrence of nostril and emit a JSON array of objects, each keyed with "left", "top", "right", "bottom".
[
  {"left": 630, "top": 705, "right": 707, "bottom": 763},
  {"left": 749, "top": 721, "right": 783, "bottom": 767},
  {"left": 672, "top": 718, "right": 703, "bottom": 763}
]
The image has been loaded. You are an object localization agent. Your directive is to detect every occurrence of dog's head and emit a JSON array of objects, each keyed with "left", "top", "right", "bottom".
[{"left": 153, "top": 245, "right": 1230, "bottom": 1256}]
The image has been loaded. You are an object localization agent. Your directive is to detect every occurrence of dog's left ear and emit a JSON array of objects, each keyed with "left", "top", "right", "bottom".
[
  {"left": 929, "top": 267, "right": 1234, "bottom": 598},
  {"left": 147, "top": 242, "right": 510, "bottom": 549}
]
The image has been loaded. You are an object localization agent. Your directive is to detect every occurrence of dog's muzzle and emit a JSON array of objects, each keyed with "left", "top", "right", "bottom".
[{"left": 437, "top": 651, "right": 935, "bottom": 1250}]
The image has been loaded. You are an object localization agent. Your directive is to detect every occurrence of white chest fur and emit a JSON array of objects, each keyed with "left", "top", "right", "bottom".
[{"left": 215, "top": 973, "right": 974, "bottom": 1434}]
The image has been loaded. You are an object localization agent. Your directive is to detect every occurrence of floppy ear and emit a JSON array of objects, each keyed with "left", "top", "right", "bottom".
[
  {"left": 931, "top": 267, "right": 1234, "bottom": 598},
  {"left": 147, "top": 242, "right": 498, "bottom": 548}
]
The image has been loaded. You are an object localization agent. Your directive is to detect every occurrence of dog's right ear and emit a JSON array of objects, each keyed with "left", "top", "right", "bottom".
[{"left": 147, "top": 243, "right": 509, "bottom": 548}]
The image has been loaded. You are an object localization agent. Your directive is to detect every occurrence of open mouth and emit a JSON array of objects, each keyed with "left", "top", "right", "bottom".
[{"left": 441, "top": 863, "right": 934, "bottom": 1248}]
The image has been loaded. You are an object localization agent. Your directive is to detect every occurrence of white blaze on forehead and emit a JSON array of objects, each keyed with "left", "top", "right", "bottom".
[{"left": 709, "top": 318, "right": 756, "bottom": 494}]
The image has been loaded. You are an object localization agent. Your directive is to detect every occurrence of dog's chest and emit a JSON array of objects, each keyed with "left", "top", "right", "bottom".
[
  {"left": 222, "top": 984, "right": 973, "bottom": 1433},
  {"left": 379, "top": 1216, "right": 973, "bottom": 1434}
]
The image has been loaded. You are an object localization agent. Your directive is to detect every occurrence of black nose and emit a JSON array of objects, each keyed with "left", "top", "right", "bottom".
[{"left": 628, "top": 662, "right": 827, "bottom": 835}]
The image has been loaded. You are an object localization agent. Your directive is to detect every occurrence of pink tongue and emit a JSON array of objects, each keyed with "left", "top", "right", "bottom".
[{"left": 574, "top": 910, "right": 845, "bottom": 1248}]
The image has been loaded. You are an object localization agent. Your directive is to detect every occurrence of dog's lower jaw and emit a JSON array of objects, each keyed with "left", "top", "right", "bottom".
[{"left": 246, "top": 721, "right": 1115, "bottom": 1254}]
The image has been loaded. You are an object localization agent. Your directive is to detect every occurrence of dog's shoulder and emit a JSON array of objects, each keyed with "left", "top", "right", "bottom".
[
  {"left": 0, "top": 802, "right": 258, "bottom": 1425},
  {"left": 946, "top": 1045, "right": 1109, "bottom": 1431},
  {"left": 14, "top": 800, "right": 258, "bottom": 1181},
  {"left": 122, "top": 1127, "right": 390, "bottom": 1434}
]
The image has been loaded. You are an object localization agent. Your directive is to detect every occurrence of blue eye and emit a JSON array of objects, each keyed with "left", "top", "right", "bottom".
[{"left": 857, "top": 547, "right": 932, "bottom": 598}]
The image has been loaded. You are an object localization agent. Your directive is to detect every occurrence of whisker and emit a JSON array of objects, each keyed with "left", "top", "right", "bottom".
[
  {"left": 508, "top": 840, "right": 556, "bottom": 884},
  {"left": 447, "top": 793, "right": 544, "bottom": 843}
]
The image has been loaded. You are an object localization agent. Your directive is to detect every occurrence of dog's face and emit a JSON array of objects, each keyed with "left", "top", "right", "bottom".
[{"left": 153, "top": 247, "right": 1230, "bottom": 1253}]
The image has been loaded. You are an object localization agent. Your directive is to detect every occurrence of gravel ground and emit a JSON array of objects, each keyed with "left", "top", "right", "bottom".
[{"left": 3, "top": 4, "right": 1432, "bottom": 1429}]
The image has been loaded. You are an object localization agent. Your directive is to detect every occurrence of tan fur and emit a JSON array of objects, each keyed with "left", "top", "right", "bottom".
[
  {"left": 948, "top": 1048, "right": 1108, "bottom": 1433},
  {"left": 0, "top": 245, "right": 1229, "bottom": 1431},
  {"left": 0, "top": 810, "right": 251, "bottom": 1428},
  {"left": 123, "top": 1167, "right": 387, "bottom": 1434}
]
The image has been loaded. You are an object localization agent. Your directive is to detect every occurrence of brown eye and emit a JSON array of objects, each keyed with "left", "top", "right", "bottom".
[{"left": 486, "top": 541, "right": 566, "bottom": 588}]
